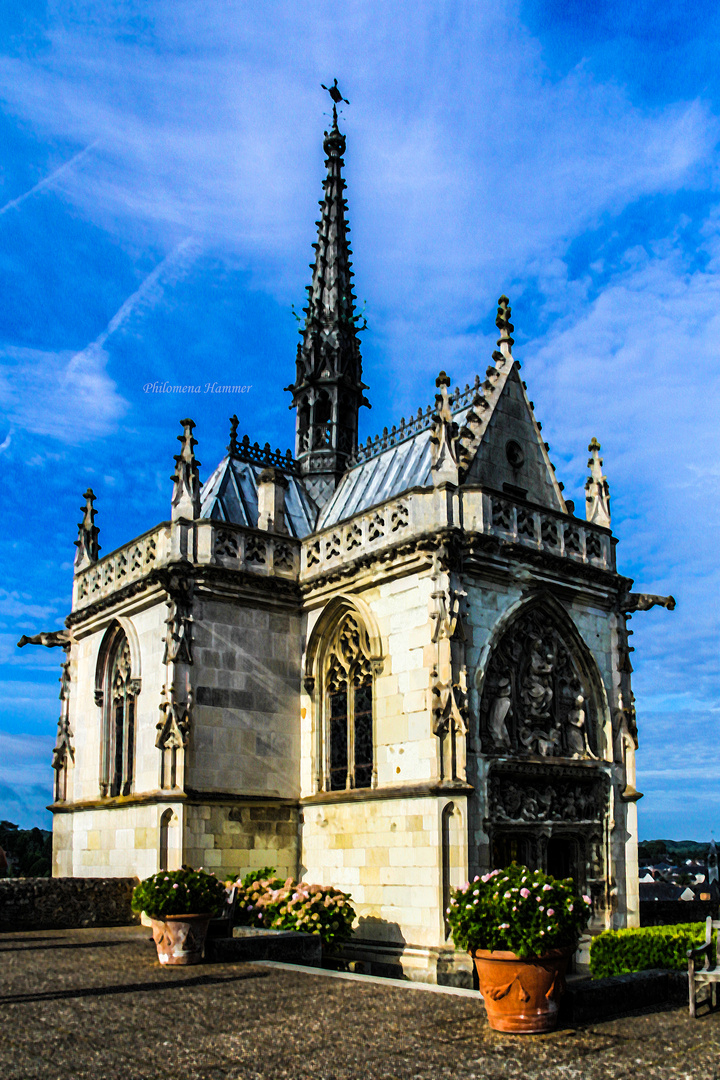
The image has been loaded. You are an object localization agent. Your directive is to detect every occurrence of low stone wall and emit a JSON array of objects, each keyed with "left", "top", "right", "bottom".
[
  {"left": 0, "top": 877, "right": 139, "bottom": 932},
  {"left": 640, "top": 900, "right": 718, "bottom": 927}
]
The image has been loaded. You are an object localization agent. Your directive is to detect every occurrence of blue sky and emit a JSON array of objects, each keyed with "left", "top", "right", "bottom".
[{"left": 0, "top": 1, "right": 718, "bottom": 839}]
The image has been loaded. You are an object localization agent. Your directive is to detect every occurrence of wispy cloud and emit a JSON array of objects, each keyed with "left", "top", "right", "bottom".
[
  {"left": 0, "top": 238, "right": 200, "bottom": 443},
  {"left": 0, "top": 141, "right": 98, "bottom": 217}
]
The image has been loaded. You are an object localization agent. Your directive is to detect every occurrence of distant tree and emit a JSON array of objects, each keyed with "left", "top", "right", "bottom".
[
  {"left": 638, "top": 840, "right": 668, "bottom": 863},
  {"left": 0, "top": 821, "right": 52, "bottom": 878}
]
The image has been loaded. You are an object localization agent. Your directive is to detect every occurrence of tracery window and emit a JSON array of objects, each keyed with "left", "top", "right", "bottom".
[
  {"left": 99, "top": 630, "right": 138, "bottom": 797},
  {"left": 324, "top": 614, "right": 374, "bottom": 790}
]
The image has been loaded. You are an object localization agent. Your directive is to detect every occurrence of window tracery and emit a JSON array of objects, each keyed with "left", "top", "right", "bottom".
[
  {"left": 100, "top": 630, "right": 137, "bottom": 797},
  {"left": 323, "top": 613, "right": 374, "bottom": 790}
]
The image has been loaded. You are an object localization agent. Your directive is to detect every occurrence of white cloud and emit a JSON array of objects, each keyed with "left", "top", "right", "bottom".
[{"left": 0, "top": 239, "right": 199, "bottom": 443}]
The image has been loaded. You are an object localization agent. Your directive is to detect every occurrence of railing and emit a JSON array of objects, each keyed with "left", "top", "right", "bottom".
[
  {"left": 301, "top": 487, "right": 614, "bottom": 579},
  {"left": 74, "top": 524, "right": 169, "bottom": 608},
  {"left": 72, "top": 521, "right": 301, "bottom": 611},
  {"left": 197, "top": 522, "right": 300, "bottom": 577}
]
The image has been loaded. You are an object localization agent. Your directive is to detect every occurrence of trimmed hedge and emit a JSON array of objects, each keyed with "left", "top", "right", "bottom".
[{"left": 590, "top": 922, "right": 711, "bottom": 977}]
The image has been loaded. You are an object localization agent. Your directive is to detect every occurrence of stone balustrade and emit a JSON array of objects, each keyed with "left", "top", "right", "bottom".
[
  {"left": 73, "top": 523, "right": 170, "bottom": 609},
  {"left": 73, "top": 488, "right": 611, "bottom": 611},
  {"left": 301, "top": 487, "right": 614, "bottom": 580},
  {"left": 73, "top": 521, "right": 301, "bottom": 611}
]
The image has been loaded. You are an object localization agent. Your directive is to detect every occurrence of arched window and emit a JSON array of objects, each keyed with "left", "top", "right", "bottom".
[
  {"left": 159, "top": 809, "right": 180, "bottom": 871},
  {"left": 324, "top": 613, "right": 375, "bottom": 791},
  {"left": 99, "top": 627, "right": 138, "bottom": 797}
]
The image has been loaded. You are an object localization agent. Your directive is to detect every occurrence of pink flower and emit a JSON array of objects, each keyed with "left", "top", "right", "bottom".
[
  {"left": 520, "top": 888, "right": 530, "bottom": 898},
  {"left": 583, "top": 895, "right": 592, "bottom": 905},
  {"left": 542, "top": 884, "right": 552, "bottom": 892},
  {"left": 547, "top": 908, "right": 555, "bottom": 917}
]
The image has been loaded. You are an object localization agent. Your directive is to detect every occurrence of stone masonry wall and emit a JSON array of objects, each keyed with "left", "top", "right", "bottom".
[
  {"left": 184, "top": 802, "right": 299, "bottom": 881},
  {"left": 0, "top": 877, "right": 138, "bottom": 932}
]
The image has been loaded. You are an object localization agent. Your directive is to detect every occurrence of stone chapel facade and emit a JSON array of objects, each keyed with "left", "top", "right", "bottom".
[{"left": 22, "top": 103, "right": 675, "bottom": 984}]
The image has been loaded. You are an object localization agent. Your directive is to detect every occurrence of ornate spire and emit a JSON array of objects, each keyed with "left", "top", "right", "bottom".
[
  {"left": 74, "top": 488, "right": 100, "bottom": 570},
  {"left": 286, "top": 89, "right": 369, "bottom": 507},
  {"left": 171, "top": 418, "right": 201, "bottom": 521},
  {"left": 585, "top": 437, "right": 611, "bottom": 528},
  {"left": 493, "top": 295, "right": 514, "bottom": 366}
]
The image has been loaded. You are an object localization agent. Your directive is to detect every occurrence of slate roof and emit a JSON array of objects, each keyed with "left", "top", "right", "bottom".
[
  {"left": 200, "top": 456, "right": 317, "bottom": 538},
  {"left": 317, "top": 402, "right": 474, "bottom": 530}
]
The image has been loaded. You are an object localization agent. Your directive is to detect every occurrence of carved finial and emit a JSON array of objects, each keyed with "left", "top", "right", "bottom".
[
  {"left": 493, "top": 295, "right": 514, "bottom": 366},
  {"left": 171, "top": 418, "right": 202, "bottom": 521},
  {"left": 430, "top": 371, "right": 460, "bottom": 486},
  {"left": 227, "top": 414, "right": 240, "bottom": 456},
  {"left": 585, "top": 437, "right": 611, "bottom": 528},
  {"left": 74, "top": 488, "right": 100, "bottom": 571}
]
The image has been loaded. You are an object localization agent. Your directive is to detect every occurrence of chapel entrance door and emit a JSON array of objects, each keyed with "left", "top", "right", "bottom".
[{"left": 546, "top": 835, "right": 577, "bottom": 883}]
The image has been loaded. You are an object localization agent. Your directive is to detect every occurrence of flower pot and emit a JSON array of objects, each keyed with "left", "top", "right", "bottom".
[
  {"left": 150, "top": 913, "right": 213, "bottom": 965},
  {"left": 472, "top": 946, "right": 573, "bottom": 1033}
]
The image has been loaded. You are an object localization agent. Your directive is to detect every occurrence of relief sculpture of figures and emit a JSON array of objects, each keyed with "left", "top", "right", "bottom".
[
  {"left": 566, "top": 694, "right": 597, "bottom": 759},
  {"left": 522, "top": 637, "right": 554, "bottom": 720},
  {"left": 480, "top": 607, "right": 597, "bottom": 760},
  {"left": 487, "top": 677, "right": 512, "bottom": 748}
]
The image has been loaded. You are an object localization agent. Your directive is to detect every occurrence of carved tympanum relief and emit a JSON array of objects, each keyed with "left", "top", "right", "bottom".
[
  {"left": 480, "top": 609, "right": 597, "bottom": 759},
  {"left": 490, "top": 774, "right": 606, "bottom": 823}
]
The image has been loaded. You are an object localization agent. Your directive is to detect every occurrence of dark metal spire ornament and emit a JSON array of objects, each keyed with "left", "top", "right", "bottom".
[
  {"left": 227, "top": 414, "right": 240, "bottom": 457},
  {"left": 321, "top": 79, "right": 349, "bottom": 106},
  {"left": 285, "top": 86, "right": 370, "bottom": 507}
]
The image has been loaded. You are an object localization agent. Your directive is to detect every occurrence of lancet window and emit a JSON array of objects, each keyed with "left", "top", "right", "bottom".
[
  {"left": 324, "top": 614, "right": 374, "bottom": 790},
  {"left": 99, "top": 630, "right": 138, "bottom": 797}
]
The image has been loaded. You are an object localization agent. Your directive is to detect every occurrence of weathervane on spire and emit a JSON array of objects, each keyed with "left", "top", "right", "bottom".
[{"left": 321, "top": 78, "right": 349, "bottom": 124}]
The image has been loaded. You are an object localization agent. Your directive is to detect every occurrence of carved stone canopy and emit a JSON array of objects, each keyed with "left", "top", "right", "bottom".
[{"left": 480, "top": 607, "right": 598, "bottom": 760}]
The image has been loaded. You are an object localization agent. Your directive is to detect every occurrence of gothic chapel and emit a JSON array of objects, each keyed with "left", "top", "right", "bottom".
[{"left": 22, "top": 100, "right": 675, "bottom": 983}]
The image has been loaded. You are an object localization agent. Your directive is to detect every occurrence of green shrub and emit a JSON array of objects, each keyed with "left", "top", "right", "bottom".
[
  {"left": 446, "top": 863, "right": 592, "bottom": 959},
  {"left": 590, "top": 923, "right": 711, "bottom": 977},
  {"left": 131, "top": 867, "right": 227, "bottom": 919},
  {"left": 232, "top": 867, "right": 356, "bottom": 949}
]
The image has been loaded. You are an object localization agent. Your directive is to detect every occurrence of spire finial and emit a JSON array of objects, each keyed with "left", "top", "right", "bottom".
[
  {"left": 585, "top": 437, "right": 611, "bottom": 528},
  {"left": 227, "top": 414, "right": 240, "bottom": 457},
  {"left": 74, "top": 488, "right": 100, "bottom": 570},
  {"left": 286, "top": 85, "right": 368, "bottom": 507},
  {"left": 171, "top": 418, "right": 202, "bottom": 521},
  {"left": 321, "top": 78, "right": 349, "bottom": 108},
  {"left": 493, "top": 295, "right": 514, "bottom": 365}
]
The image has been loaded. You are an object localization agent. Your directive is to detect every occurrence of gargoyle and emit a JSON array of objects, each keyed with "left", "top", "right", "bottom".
[
  {"left": 621, "top": 593, "right": 676, "bottom": 614},
  {"left": 18, "top": 630, "right": 74, "bottom": 649}
]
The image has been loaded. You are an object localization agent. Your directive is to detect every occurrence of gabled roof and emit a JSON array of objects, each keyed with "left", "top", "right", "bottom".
[
  {"left": 200, "top": 456, "right": 317, "bottom": 538},
  {"left": 318, "top": 348, "right": 567, "bottom": 530}
]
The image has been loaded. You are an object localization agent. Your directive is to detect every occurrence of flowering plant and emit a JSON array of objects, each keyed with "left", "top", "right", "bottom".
[
  {"left": 447, "top": 863, "right": 592, "bottom": 959},
  {"left": 233, "top": 867, "right": 355, "bottom": 949},
  {"left": 131, "top": 867, "right": 227, "bottom": 919}
]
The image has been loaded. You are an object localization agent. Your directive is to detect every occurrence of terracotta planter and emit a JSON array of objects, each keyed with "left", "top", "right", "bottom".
[
  {"left": 150, "top": 913, "right": 213, "bottom": 965},
  {"left": 472, "top": 946, "right": 573, "bottom": 1033}
]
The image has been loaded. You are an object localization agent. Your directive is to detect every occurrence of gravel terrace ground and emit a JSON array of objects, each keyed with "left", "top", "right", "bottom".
[{"left": 1, "top": 926, "right": 719, "bottom": 1080}]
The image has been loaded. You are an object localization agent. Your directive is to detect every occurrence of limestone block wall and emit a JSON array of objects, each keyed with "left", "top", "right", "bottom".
[
  {"left": 184, "top": 802, "right": 299, "bottom": 881},
  {"left": 301, "top": 795, "right": 462, "bottom": 950},
  {"left": 301, "top": 569, "right": 438, "bottom": 797},
  {"left": 68, "top": 599, "right": 168, "bottom": 803},
  {"left": 190, "top": 599, "right": 301, "bottom": 798},
  {"left": 52, "top": 801, "right": 182, "bottom": 878}
]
